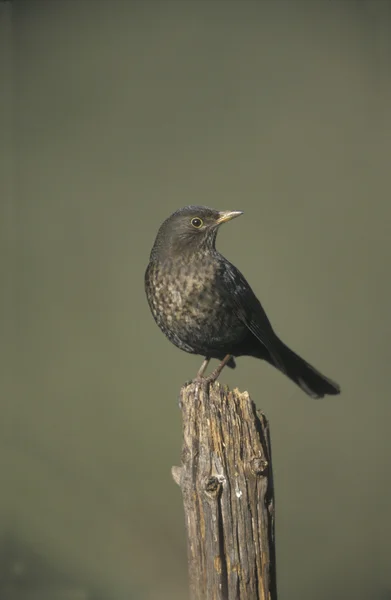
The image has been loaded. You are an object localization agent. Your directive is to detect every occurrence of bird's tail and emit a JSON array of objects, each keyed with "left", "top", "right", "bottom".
[{"left": 274, "top": 340, "right": 340, "bottom": 399}]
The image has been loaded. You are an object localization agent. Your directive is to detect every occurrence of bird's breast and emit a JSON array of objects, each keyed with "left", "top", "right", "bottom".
[
  {"left": 146, "top": 259, "right": 217, "bottom": 322},
  {"left": 145, "top": 257, "right": 246, "bottom": 353}
]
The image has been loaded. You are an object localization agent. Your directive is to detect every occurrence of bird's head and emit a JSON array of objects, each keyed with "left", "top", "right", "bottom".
[{"left": 150, "top": 205, "right": 243, "bottom": 259}]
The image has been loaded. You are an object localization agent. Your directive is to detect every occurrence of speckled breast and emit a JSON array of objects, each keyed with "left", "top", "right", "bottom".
[{"left": 145, "top": 255, "right": 246, "bottom": 355}]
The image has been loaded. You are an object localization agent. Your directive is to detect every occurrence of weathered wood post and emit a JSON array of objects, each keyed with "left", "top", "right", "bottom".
[{"left": 172, "top": 380, "right": 277, "bottom": 600}]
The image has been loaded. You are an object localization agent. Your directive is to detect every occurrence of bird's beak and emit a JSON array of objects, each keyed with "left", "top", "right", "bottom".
[{"left": 215, "top": 210, "right": 243, "bottom": 225}]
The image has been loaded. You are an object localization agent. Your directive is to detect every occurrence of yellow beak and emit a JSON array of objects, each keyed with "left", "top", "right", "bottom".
[{"left": 215, "top": 210, "right": 244, "bottom": 225}]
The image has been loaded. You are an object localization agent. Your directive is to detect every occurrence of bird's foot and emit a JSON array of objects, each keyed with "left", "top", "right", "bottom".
[
  {"left": 195, "top": 354, "right": 233, "bottom": 385},
  {"left": 196, "top": 357, "right": 210, "bottom": 379},
  {"left": 183, "top": 355, "right": 234, "bottom": 388},
  {"left": 185, "top": 375, "right": 221, "bottom": 392}
]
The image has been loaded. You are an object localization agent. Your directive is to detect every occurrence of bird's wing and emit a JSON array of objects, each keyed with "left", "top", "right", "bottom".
[{"left": 218, "top": 261, "right": 287, "bottom": 372}]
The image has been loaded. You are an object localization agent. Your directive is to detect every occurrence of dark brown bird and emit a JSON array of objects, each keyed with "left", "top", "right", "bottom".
[{"left": 145, "top": 206, "right": 340, "bottom": 398}]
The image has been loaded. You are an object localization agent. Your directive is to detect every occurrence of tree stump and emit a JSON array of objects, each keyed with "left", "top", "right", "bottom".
[{"left": 172, "top": 380, "right": 277, "bottom": 600}]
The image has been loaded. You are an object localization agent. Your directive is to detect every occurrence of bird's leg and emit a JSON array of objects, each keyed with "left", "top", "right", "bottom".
[
  {"left": 196, "top": 357, "right": 210, "bottom": 378},
  {"left": 205, "top": 354, "right": 233, "bottom": 383}
]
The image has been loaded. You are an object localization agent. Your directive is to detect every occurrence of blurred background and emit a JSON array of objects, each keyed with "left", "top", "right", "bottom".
[{"left": 2, "top": 0, "right": 391, "bottom": 598}]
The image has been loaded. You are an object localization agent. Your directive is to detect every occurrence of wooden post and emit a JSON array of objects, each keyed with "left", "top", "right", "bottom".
[{"left": 172, "top": 380, "right": 277, "bottom": 600}]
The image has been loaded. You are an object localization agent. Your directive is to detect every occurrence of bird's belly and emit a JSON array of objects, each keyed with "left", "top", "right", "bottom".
[{"left": 147, "top": 271, "right": 246, "bottom": 354}]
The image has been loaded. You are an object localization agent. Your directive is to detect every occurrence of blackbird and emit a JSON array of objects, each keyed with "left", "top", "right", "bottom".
[{"left": 145, "top": 206, "right": 340, "bottom": 398}]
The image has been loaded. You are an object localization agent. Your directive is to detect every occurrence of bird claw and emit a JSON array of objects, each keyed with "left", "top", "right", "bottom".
[{"left": 192, "top": 374, "right": 219, "bottom": 386}]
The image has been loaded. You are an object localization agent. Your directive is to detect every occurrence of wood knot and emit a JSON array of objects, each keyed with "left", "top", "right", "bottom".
[
  {"left": 205, "top": 475, "right": 224, "bottom": 498},
  {"left": 251, "top": 457, "right": 268, "bottom": 476}
]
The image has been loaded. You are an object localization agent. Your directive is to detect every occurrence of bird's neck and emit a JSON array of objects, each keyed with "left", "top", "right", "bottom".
[{"left": 151, "top": 237, "right": 217, "bottom": 263}]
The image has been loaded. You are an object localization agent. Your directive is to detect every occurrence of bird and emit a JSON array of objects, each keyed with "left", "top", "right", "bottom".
[{"left": 144, "top": 205, "right": 340, "bottom": 398}]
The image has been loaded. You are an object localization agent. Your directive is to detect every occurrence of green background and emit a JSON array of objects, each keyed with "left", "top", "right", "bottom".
[{"left": 2, "top": 1, "right": 391, "bottom": 598}]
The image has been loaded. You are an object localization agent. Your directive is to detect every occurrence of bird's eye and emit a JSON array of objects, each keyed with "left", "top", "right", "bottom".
[{"left": 191, "top": 217, "right": 203, "bottom": 228}]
